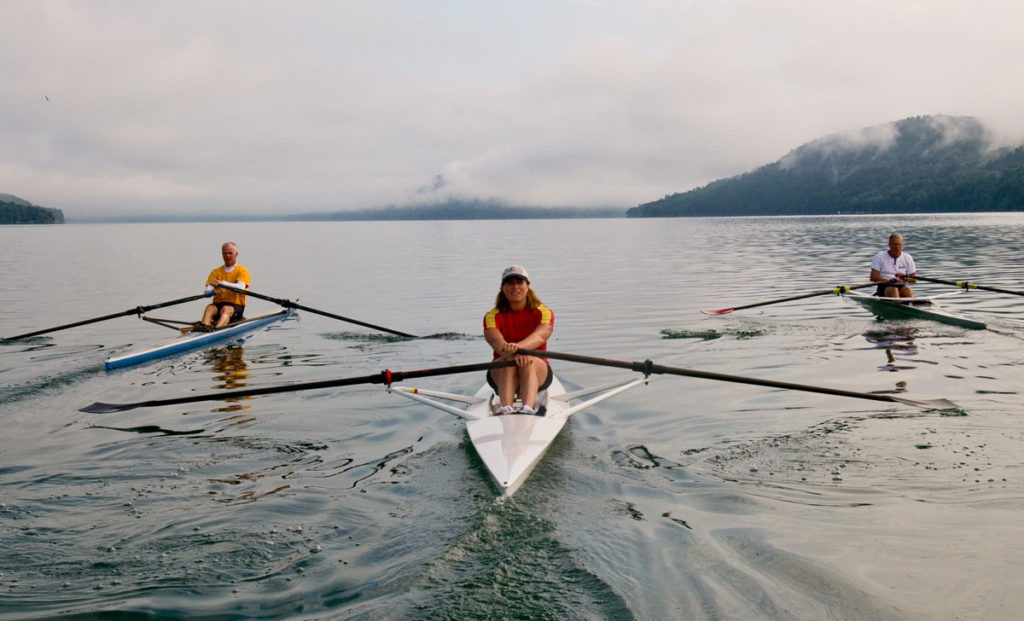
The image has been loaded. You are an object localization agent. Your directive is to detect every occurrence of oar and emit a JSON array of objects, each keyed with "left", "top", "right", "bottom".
[
  {"left": 80, "top": 359, "right": 515, "bottom": 413},
  {"left": 219, "top": 285, "right": 418, "bottom": 338},
  {"left": 3, "top": 294, "right": 208, "bottom": 341},
  {"left": 519, "top": 348, "right": 958, "bottom": 410},
  {"left": 702, "top": 282, "right": 878, "bottom": 315},
  {"left": 914, "top": 275, "right": 1024, "bottom": 298}
]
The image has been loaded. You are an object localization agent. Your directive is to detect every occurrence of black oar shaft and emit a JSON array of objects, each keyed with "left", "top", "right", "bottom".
[
  {"left": 4, "top": 294, "right": 207, "bottom": 340},
  {"left": 915, "top": 275, "right": 1024, "bottom": 297},
  {"left": 81, "top": 359, "right": 514, "bottom": 413},
  {"left": 519, "top": 349, "right": 952, "bottom": 409},
  {"left": 223, "top": 286, "right": 418, "bottom": 338},
  {"left": 703, "top": 282, "right": 877, "bottom": 315}
]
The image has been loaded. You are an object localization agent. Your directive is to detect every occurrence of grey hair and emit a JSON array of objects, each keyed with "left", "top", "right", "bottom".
[{"left": 888, "top": 233, "right": 903, "bottom": 243}]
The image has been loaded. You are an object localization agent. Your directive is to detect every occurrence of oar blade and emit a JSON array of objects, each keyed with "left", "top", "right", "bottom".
[
  {"left": 888, "top": 395, "right": 961, "bottom": 411},
  {"left": 701, "top": 308, "right": 735, "bottom": 315},
  {"left": 80, "top": 401, "right": 141, "bottom": 414}
]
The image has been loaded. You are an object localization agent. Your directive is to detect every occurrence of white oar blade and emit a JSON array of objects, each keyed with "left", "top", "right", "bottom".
[{"left": 888, "top": 396, "right": 961, "bottom": 411}]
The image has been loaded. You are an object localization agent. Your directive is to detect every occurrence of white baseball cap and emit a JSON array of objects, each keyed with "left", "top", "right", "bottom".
[{"left": 501, "top": 265, "right": 530, "bottom": 283}]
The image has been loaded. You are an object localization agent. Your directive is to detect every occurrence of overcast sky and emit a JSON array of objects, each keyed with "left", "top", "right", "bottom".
[{"left": 3, "top": 0, "right": 1023, "bottom": 218}]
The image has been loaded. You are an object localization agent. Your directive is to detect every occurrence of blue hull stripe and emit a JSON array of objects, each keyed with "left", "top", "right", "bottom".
[{"left": 104, "top": 310, "right": 291, "bottom": 369}]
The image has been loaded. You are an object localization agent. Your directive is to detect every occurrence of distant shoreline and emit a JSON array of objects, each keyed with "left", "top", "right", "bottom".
[
  {"left": 68, "top": 212, "right": 627, "bottom": 223},
  {"left": 60, "top": 210, "right": 1024, "bottom": 224}
]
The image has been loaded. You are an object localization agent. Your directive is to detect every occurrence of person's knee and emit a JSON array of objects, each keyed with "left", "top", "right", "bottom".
[
  {"left": 491, "top": 367, "right": 513, "bottom": 385},
  {"left": 518, "top": 359, "right": 539, "bottom": 374}
]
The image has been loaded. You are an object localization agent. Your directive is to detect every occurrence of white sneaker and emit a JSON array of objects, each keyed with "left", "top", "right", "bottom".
[
  {"left": 519, "top": 404, "right": 536, "bottom": 415},
  {"left": 495, "top": 405, "right": 514, "bottom": 416}
]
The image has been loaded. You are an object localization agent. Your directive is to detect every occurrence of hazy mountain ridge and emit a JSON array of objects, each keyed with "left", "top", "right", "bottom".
[
  {"left": 0, "top": 194, "right": 65, "bottom": 224},
  {"left": 627, "top": 115, "right": 1024, "bottom": 217},
  {"left": 285, "top": 199, "right": 623, "bottom": 221},
  {"left": 69, "top": 200, "right": 622, "bottom": 223},
  {"left": 13, "top": 115, "right": 1024, "bottom": 222}
]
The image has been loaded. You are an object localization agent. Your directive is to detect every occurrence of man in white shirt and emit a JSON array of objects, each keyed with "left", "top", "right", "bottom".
[{"left": 870, "top": 233, "right": 916, "bottom": 297}]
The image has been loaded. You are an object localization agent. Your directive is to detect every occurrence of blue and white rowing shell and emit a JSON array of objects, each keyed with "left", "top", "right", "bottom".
[{"left": 104, "top": 309, "right": 292, "bottom": 369}]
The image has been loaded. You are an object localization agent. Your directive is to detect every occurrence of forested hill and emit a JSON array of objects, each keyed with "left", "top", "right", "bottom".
[
  {"left": 0, "top": 194, "right": 65, "bottom": 224},
  {"left": 627, "top": 115, "right": 1024, "bottom": 217}
]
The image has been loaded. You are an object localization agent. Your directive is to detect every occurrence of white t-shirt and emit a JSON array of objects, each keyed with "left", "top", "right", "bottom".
[{"left": 871, "top": 250, "right": 916, "bottom": 280}]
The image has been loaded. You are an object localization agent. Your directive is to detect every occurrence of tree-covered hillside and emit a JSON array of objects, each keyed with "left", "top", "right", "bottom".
[
  {"left": 0, "top": 194, "right": 65, "bottom": 224},
  {"left": 627, "top": 115, "right": 1024, "bottom": 217}
]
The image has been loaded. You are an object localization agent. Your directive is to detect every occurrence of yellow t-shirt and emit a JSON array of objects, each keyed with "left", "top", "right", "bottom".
[{"left": 206, "top": 265, "right": 251, "bottom": 306}]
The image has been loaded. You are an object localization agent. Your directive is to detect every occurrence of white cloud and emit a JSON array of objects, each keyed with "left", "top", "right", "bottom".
[{"left": 2, "top": 0, "right": 1024, "bottom": 216}]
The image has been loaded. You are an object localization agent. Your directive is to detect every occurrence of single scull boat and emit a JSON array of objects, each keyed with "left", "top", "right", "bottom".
[
  {"left": 104, "top": 309, "right": 293, "bottom": 369},
  {"left": 843, "top": 290, "right": 985, "bottom": 330},
  {"left": 389, "top": 373, "right": 646, "bottom": 496}
]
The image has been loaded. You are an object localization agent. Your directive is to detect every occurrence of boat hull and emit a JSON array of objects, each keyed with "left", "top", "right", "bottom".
[
  {"left": 104, "top": 309, "right": 291, "bottom": 369},
  {"left": 390, "top": 373, "right": 645, "bottom": 496},
  {"left": 465, "top": 376, "right": 569, "bottom": 496},
  {"left": 466, "top": 414, "right": 568, "bottom": 496},
  {"left": 845, "top": 291, "right": 985, "bottom": 330}
]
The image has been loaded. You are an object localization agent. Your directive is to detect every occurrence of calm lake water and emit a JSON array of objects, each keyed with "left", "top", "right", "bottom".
[{"left": 2, "top": 214, "right": 1023, "bottom": 620}]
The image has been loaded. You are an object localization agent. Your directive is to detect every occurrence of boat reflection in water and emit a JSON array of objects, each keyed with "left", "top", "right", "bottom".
[
  {"left": 202, "top": 345, "right": 294, "bottom": 504},
  {"left": 863, "top": 326, "right": 918, "bottom": 374},
  {"left": 204, "top": 345, "right": 253, "bottom": 417}
]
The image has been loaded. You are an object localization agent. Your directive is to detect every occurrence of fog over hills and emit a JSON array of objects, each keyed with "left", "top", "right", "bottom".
[
  {"left": 628, "top": 115, "right": 1024, "bottom": 217},
  {"left": 11, "top": 115, "right": 1023, "bottom": 223}
]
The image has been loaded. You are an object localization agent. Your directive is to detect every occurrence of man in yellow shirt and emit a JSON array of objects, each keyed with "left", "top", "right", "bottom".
[{"left": 197, "top": 242, "right": 251, "bottom": 331}]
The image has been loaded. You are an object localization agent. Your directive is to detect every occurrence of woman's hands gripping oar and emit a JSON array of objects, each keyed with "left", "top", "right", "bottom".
[
  {"left": 914, "top": 275, "right": 1024, "bottom": 297},
  {"left": 4, "top": 294, "right": 208, "bottom": 341},
  {"left": 519, "top": 349, "right": 959, "bottom": 410},
  {"left": 80, "top": 359, "right": 516, "bottom": 413},
  {"left": 702, "top": 282, "right": 877, "bottom": 315},
  {"left": 219, "top": 284, "right": 417, "bottom": 338}
]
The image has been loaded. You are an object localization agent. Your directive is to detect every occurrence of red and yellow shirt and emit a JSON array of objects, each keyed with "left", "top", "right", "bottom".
[{"left": 484, "top": 304, "right": 554, "bottom": 360}]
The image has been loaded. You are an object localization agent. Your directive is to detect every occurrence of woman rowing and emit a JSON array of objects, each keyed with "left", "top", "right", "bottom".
[{"left": 483, "top": 265, "right": 554, "bottom": 416}]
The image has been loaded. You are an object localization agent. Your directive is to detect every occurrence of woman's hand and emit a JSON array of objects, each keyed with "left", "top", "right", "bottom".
[{"left": 499, "top": 342, "right": 519, "bottom": 359}]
